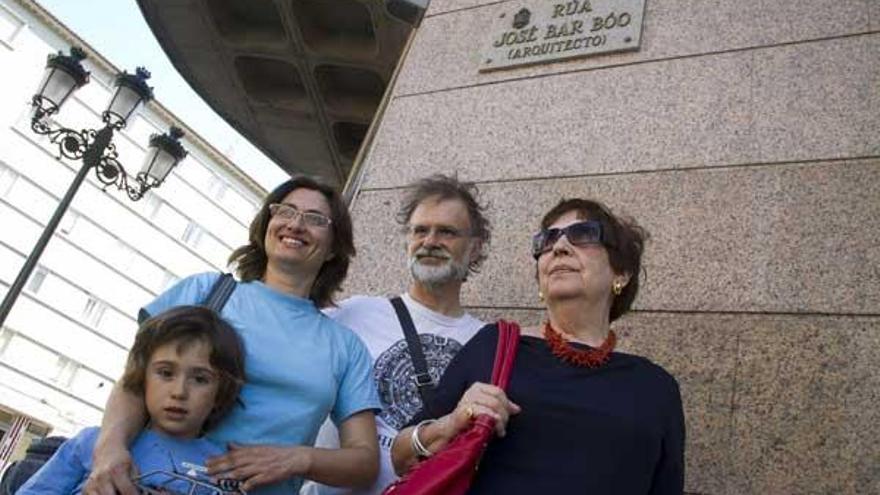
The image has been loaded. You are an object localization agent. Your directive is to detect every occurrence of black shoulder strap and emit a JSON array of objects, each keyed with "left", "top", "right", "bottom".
[
  {"left": 139, "top": 273, "right": 236, "bottom": 324},
  {"left": 202, "top": 273, "right": 236, "bottom": 312},
  {"left": 390, "top": 296, "right": 435, "bottom": 410}
]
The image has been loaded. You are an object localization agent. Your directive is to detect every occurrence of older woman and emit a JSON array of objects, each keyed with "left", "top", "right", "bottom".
[
  {"left": 86, "top": 176, "right": 381, "bottom": 495},
  {"left": 391, "top": 198, "right": 684, "bottom": 494}
]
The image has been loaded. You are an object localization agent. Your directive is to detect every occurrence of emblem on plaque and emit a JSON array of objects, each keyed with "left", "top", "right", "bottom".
[{"left": 513, "top": 8, "right": 531, "bottom": 29}]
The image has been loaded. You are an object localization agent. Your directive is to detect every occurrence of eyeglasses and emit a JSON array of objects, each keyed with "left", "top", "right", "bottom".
[
  {"left": 268, "top": 203, "right": 332, "bottom": 228},
  {"left": 407, "top": 225, "right": 468, "bottom": 241},
  {"left": 532, "top": 220, "right": 604, "bottom": 259}
]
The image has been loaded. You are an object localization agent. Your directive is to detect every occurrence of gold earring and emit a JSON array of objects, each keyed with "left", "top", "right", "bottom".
[
  {"left": 538, "top": 290, "right": 545, "bottom": 302},
  {"left": 611, "top": 282, "right": 623, "bottom": 296}
]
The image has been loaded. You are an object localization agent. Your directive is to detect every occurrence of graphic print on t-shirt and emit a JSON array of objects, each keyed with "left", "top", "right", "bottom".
[{"left": 374, "top": 334, "right": 464, "bottom": 429}]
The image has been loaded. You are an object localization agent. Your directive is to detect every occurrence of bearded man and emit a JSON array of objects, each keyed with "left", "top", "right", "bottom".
[{"left": 303, "top": 174, "right": 491, "bottom": 495}]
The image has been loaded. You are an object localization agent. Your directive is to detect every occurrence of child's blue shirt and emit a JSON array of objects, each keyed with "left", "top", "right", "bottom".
[
  {"left": 17, "top": 427, "right": 224, "bottom": 494},
  {"left": 143, "top": 273, "right": 381, "bottom": 494}
]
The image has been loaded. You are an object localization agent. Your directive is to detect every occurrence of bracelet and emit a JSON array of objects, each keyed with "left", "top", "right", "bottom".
[{"left": 411, "top": 419, "right": 437, "bottom": 459}]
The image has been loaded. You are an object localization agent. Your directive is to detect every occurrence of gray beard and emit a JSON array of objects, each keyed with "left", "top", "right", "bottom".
[{"left": 408, "top": 255, "right": 469, "bottom": 288}]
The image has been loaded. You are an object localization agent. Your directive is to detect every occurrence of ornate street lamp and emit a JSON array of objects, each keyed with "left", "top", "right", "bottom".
[
  {"left": 104, "top": 67, "right": 154, "bottom": 129},
  {"left": 31, "top": 46, "right": 90, "bottom": 118},
  {"left": 0, "top": 47, "right": 188, "bottom": 327},
  {"left": 29, "top": 52, "right": 185, "bottom": 201}
]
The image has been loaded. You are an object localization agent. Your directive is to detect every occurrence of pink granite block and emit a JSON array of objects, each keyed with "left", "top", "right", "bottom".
[
  {"left": 753, "top": 35, "right": 879, "bottom": 163},
  {"left": 729, "top": 317, "right": 880, "bottom": 494},
  {"left": 365, "top": 50, "right": 758, "bottom": 188}
]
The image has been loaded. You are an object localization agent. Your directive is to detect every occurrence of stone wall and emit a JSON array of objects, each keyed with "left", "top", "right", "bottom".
[{"left": 345, "top": 1, "right": 879, "bottom": 493}]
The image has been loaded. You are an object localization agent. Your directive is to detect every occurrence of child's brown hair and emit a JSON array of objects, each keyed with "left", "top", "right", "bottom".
[{"left": 121, "top": 305, "right": 245, "bottom": 432}]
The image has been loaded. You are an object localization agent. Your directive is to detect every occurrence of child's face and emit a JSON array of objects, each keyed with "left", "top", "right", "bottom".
[{"left": 145, "top": 338, "right": 219, "bottom": 439}]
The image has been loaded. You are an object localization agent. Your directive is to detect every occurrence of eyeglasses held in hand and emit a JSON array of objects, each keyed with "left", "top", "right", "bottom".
[
  {"left": 269, "top": 203, "right": 332, "bottom": 228},
  {"left": 532, "top": 220, "right": 604, "bottom": 259}
]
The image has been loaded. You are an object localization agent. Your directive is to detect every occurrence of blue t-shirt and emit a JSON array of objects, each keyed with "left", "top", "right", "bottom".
[
  {"left": 17, "top": 427, "right": 224, "bottom": 494},
  {"left": 143, "top": 273, "right": 381, "bottom": 494}
]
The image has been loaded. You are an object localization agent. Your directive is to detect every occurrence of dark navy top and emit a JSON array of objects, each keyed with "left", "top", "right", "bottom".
[{"left": 410, "top": 324, "right": 685, "bottom": 495}]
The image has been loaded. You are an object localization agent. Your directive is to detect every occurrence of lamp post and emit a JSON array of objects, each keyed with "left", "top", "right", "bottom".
[{"left": 0, "top": 47, "right": 188, "bottom": 328}]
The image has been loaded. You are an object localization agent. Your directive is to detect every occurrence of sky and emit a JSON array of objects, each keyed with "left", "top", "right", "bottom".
[{"left": 36, "top": 0, "right": 288, "bottom": 191}]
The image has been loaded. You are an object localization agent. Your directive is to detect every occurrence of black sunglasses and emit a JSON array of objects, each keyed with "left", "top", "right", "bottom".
[{"left": 532, "top": 220, "right": 604, "bottom": 259}]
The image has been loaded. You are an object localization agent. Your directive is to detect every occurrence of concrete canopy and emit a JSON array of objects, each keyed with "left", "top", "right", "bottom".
[{"left": 136, "top": 0, "right": 415, "bottom": 188}]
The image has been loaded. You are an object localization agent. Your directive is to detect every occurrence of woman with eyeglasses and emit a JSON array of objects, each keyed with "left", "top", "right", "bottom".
[
  {"left": 85, "top": 177, "right": 381, "bottom": 495},
  {"left": 390, "top": 198, "right": 685, "bottom": 494}
]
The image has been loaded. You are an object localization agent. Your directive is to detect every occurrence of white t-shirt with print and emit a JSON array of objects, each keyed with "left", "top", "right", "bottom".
[{"left": 302, "top": 293, "right": 484, "bottom": 495}]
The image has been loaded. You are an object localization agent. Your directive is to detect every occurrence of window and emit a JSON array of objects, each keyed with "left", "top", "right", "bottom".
[
  {"left": 26, "top": 265, "right": 49, "bottom": 294},
  {"left": 51, "top": 356, "right": 78, "bottom": 388},
  {"left": 140, "top": 191, "right": 163, "bottom": 220},
  {"left": 0, "top": 328, "right": 12, "bottom": 355},
  {"left": 82, "top": 296, "right": 107, "bottom": 327},
  {"left": 182, "top": 222, "right": 205, "bottom": 247},
  {"left": 0, "top": 164, "right": 18, "bottom": 197},
  {"left": 59, "top": 211, "right": 80, "bottom": 235},
  {"left": 207, "top": 175, "right": 229, "bottom": 202},
  {"left": 0, "top": 4, "right": 24, "bottom": 47}
]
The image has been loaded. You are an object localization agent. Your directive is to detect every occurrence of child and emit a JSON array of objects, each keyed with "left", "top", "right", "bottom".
[{"left": 18, "top": 305, "right": 246, "bottom": 494}]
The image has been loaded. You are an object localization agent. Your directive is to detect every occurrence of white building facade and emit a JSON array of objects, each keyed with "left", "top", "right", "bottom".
[{"left": 0, "top": 0, "right": 265, "bottom": 468}]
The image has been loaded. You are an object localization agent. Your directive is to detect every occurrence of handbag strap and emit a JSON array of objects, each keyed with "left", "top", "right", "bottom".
[
  {"left": 390, "top": 297, "right": 435, "bottom": 409},
  {"left": 203, "top": 273, "right": 236, "bottom": 312},
  {"left": 490, "top": 320, "right": 520, "bottom": 391}
]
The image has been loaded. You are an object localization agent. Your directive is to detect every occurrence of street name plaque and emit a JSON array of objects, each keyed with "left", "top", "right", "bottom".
[{"left": 480, "top": 0, "right": 646, "bottom": 72}]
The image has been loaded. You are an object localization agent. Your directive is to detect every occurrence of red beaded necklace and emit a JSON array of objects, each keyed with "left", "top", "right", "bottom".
[{"left": 543, "top": 321, "right": 616, "bottom": 368}]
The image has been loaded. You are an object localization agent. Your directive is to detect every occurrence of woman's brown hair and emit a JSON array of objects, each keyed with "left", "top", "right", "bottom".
[{"left": 227, "top": 175, "right": 355, "bottom": 307}]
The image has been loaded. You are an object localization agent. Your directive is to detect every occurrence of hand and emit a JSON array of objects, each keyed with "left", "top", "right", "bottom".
[
  {"left": 83, "top": 444, "right": 138, "bottom": 495},
  {"left": 206, "top": 443, "right": 311, "bottom": 491},
  {"left": 443, "top": 382, "right": 521, "bottom": 438}
]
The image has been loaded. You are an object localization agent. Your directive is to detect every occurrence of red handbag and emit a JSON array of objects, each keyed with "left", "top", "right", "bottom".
[{"left": 382, "top": 320, "right": 521, "bottom": 495}]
